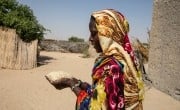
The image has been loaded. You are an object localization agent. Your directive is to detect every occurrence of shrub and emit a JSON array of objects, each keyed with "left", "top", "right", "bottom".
[
  {"left": 68, "top": 36, "right": 84, "bottom": 42},
  {"left": 0, "top": 0, "right": 48, "bottom": 42}
]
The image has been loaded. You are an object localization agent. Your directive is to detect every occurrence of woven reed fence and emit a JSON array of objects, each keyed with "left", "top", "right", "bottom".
[{"left": 0, "top": 27, "right": 37, "bottom": 69}]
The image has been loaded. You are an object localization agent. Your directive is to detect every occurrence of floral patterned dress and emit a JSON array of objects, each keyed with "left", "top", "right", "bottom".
[{"left": 76, "top": 56, "right": 125, "bottom": 110}]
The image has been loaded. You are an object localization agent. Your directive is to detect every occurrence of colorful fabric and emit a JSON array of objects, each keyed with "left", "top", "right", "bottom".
[
  {"left": 76, "top": 57, "right": 125, "bottom": 110},
  {"left": 76, "top": 90, "right": 90, "bottom": 110},
  {"left": 76, "top": 9, "right": 144, "bottom": 110},
  {"left": 91, "top": 57, "right": 125, "bottom": 110}
]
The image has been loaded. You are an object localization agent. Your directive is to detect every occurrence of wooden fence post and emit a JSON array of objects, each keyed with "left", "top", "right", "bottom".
[{"left": 0, "top": 27, "right": 37, "bottom": 69}]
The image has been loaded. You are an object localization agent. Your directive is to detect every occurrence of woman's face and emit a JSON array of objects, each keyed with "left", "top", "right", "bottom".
[{"left": 89, "top": 18, "right": 102, "bottom": 53}]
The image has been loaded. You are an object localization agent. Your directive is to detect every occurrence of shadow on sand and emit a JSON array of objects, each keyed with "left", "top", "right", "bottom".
[{"left": 37, "top": 55, "right": 55, "bottom": 67}]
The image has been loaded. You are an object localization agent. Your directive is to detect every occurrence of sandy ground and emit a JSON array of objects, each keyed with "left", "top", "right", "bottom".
[{"left": 0, "top": 51, "right": 180, "bottom": 110}]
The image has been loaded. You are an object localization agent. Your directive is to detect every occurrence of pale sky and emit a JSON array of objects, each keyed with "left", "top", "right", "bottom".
[{"left": 18, "top": 0, "right": 153, "bottom": 42}]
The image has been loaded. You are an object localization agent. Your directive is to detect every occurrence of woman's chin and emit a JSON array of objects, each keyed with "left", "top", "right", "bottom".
[{"left": 95, "top": 49, "right": 102, "bottom": 53}]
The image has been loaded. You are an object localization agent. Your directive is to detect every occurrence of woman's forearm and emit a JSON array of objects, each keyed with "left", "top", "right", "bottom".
[
  {"left": 71, "top": 87, "right": 82, "bottom": 96},
  {"left": 80, "top": 82, "right": 90, "bottom": 90}
]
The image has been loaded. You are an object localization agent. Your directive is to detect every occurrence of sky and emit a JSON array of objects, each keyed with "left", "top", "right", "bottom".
[{"left": 17, "top": 0, "right": 153, "bottom": 42}]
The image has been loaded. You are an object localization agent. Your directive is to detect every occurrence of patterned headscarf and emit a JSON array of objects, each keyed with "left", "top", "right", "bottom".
[{"left": 91, "top": 9, "right": 144, "bottom": 109}]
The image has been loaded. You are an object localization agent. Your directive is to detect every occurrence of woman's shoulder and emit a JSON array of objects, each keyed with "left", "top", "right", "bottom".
[
  {"left": 92, "top": 55, "right": 124, "bottom": 80},
  {"left": 94, "top": 55, "right": 123, "bottom": 69}
]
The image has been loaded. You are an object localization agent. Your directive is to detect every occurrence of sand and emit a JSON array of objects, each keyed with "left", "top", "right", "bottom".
[{"left": 0, "top": 51, "right": 180, "bottom": 110}]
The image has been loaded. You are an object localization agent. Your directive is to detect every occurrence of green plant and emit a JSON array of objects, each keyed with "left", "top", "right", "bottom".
[
  {"left": 68, "top": 36, "right": 84, "bottom": 42},
  {"left": 0, "top": 0, "right": 48, "bottom": 42}
]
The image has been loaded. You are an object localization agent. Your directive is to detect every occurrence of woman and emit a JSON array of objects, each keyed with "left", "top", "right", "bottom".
[{"left": 47, "top": 9, "right": 144, "bottom": 110}]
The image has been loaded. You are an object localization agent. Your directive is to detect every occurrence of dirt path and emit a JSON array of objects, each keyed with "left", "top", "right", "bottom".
[{"left": 0, "top": 51, "right": 179, "bottom": 110}]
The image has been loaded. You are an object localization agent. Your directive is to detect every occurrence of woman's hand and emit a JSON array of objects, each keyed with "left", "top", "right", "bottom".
[
  {"left": 52, "top": 78, "right": 75, "bottom": 90},
  {"left": 45, "top": 71, "right": 78, "bottom": 90},
  {"left": 45, "top": 71, "right": 90, "bottom": 96}
]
